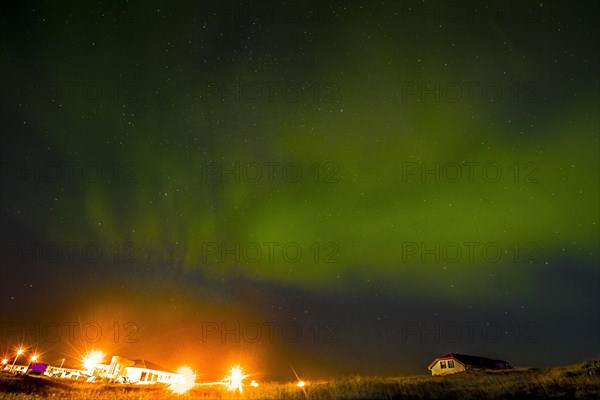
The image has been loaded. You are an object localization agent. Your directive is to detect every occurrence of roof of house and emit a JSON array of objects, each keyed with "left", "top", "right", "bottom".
[
  {"left": 129, "top": 359, "right": 174, "bottom": 374},
  {"left": 428, "top": 353, "right": 510, "bottom": 370}
]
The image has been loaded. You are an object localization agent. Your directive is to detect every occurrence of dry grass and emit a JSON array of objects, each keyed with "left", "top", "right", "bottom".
[{"left": 1, "top": 360, "right": 599, "bottom": 399}]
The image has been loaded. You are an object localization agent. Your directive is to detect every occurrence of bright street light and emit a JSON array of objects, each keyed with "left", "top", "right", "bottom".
[
  {"left": 82, "top": 350, "right": 105, "bottom": 373},
  {"left": 11, "top": 349, "right": 24, "bottom": 370}
]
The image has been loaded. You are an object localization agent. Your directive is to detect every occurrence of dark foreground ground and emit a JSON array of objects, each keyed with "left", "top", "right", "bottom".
[{"left": 1, "top": 359, "right": 599, "bottom": 399}]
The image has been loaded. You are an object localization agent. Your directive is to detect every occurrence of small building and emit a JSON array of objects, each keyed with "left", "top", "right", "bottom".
[
  {"left": 125, "top": 359, "right": 180, "bottom": 384},
  {"left": 5, "top": 364, "right": 28, "bottom": 374},
  {"left": 107, "top": 355, "right": 180, "bottom": 384},
  {"left": 428, "top": 353, "right": 511, "bottom": 375},
  {"left": 107, "top": 355, "right": 134, "bottom": 379},
  {"left": 45, "top": 364, "right": 88, "bottom": 380},
  {"left": 95, "top": 363, "right": 111, "bottom": 377}
]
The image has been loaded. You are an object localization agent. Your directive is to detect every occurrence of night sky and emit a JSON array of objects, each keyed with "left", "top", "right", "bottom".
[{"left": 1, "top": 0, "right": 598, "bottom": 382}]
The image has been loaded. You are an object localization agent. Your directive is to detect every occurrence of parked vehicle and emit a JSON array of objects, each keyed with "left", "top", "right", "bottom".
[{"left": 27, "top": 363, "right": 48, "bottom": 376}]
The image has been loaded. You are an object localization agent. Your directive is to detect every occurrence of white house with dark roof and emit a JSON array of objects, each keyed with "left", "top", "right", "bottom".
[
  {"left": 107, "top": 355, "right": 180, "bottom": 384},
  {"left": 428, "top": 353, "right": 512, "bottom": 376}
]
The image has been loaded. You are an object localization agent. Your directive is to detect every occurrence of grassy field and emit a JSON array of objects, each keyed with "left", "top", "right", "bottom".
[{"left": 1, "top": 360, "right": 598, "bottom": 399}]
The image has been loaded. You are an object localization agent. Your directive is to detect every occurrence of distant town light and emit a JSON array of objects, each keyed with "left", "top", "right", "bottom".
[
  {"left": 250, "top": 380, "right": 259, "bottom": 387},
  {"left": 169, "top": 366, "right": 196, "bottom": 394},
  {"left": 297, "top": 380, "right": 306, "bottom": 387},
  {"left": 11, "top": 349, "right": 25, "bottom": 369},
  {"left": 82, "top": 350, "right": 105, "bottom": 372},
  {"left": 223, "top": 365, "right": 248, "bottom": 393}
]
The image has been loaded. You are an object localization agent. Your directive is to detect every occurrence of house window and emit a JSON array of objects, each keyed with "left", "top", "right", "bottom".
[
  {"left": 448, "top": 360, "right": 455, "bottom": 368},
  {"left": 141, "top": 372, "right": 147, "bottom": 381},
  {"left": 440, "top": 361, "right": 446, "bottom": 369}
]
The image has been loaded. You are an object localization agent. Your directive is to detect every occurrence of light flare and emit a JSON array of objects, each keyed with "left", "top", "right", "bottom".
[
  {"left": 82, "top": 350, "right": 105, "bottom": 373},
  {"left": 169, "top": 366, "right": 197, "bottom": 394},
  {"left": 223, "top": 365, "right": 249, "bottom": 393}
]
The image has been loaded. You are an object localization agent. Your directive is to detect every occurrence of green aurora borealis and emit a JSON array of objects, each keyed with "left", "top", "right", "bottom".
[{"left": 1, "top": 1, "right": 598, "bottom": 378}]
